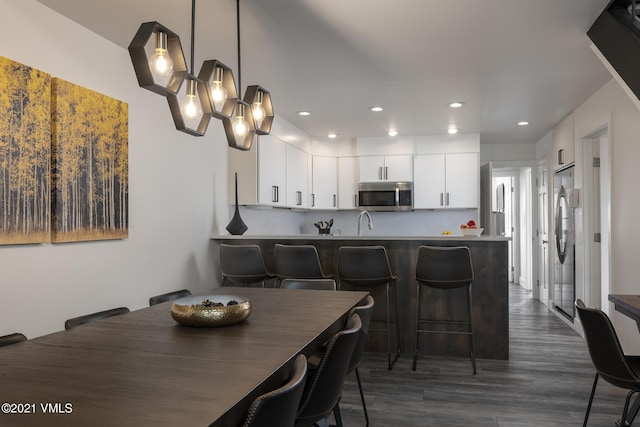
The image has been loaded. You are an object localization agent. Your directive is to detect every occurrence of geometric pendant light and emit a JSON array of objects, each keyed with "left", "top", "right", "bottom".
[
  {"left": 128, "top": 21, "right": 188, "bottom": 96},
  {"left": 198, "top": 60, "right": 237, "bottom": 120},
  {"left": 243, "top": 85, "right": 274, "bottom": 135},
  {"left": 223, "top": 99, "right": 255, "bottom": 150}
]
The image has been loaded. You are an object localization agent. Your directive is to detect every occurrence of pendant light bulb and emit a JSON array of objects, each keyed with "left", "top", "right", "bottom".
[
  {"left": 182, "top": 79, "right": 202, "bottom": 119},
  {"left": 210, "top": 67, "right": 228, "bottom": 111},
  {"left": 252, "top": 90, "right": 266, "bottom": 126},
  {"left": 148, "top": 32, "right": 173, "bottom": 78},
  {"left": 234, "top": 104, "right": 249, "bottom": 137}
]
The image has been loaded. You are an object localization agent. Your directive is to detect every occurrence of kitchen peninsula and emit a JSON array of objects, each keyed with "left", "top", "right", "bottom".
[{"left": 211, "top": 235, "right": 509, "bottom": 360}]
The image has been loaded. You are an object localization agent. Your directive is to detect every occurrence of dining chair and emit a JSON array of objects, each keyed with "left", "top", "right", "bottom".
[
  {"left": 273, "top": 244, "right": 331, "bottom": 283},
  {"left": 149, "top": 289, "right": 192, "bottom": 306},
  {"left": 280, "top": 278, "right": 337, "bottom": 291},
  {"left": 220, "top": 244, "right": 276, "bottom": 287},
  {"left": 241, "top": 354, "right": 308, "bottom": 427},
  {"left": 414, "top": 245, "right": 476, "bottom": 374},
  {"left": 0, "top": 332, "right": 27, "bottom": 348},
  {"left": 576, "top": 299, "right": 640, "bottom": 426},
  {"left": 64, "top": 307, "right": 130, "bottom": 330},
  {"left": 295, "top": 312, "right": 362, "bottom": 427},
  {"left": 337, "top": 245, "right": 400, "bottom": 370}
]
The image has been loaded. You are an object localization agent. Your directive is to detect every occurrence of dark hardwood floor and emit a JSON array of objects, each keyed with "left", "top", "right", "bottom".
[{"left": 339, "top": 284, "right": 629, "bottom": 426}]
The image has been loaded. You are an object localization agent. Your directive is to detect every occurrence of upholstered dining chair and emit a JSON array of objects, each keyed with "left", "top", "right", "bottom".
[
  {"left": 576, "top": 299, "right": 640, "bottom": 426},
  {"left": 273, "top": 244, "right": 331, "bottom": 283},
  {"left": 241, "top": 354, "right": 308, "bottom": 427},
  {"left": 337, "top": 245, "right": 400, "bottom": 370},
  {"left": 295, "top": 313, "right": 362, "bottom": 427},
  {"left": 220, "top": 244, "right": 276, "bottom": 287},
  {"left": 64, "top": 307, "right": 130, "bottom": 330},
  {"left": 0, "top": 333, "right": 27, "bottom": 347},
  {"left": 280, "top": 278, "right": 337, "bottom": 291},
  {"left": 149, "top": 289, "right": 192, "bottom": 306}
]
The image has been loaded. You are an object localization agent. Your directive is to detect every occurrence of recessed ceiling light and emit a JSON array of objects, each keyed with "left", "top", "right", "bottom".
[
  {"left": 388, "top": 130, "right": 398, "bottom": 137},
  {"left": 447, "top": 127, "right": 458, "bottom": 134},
  {"left": 518, "top": 121, "right": 529, "bottom": 126},
  {"left": 328, "top": 133, "right": 338, "bottom": 138},
  {"left": 449, "top": 102, "right": 465, "bottom": 108},
  {"left": 369, "top": 106, "right": 383, "bottom": 112},
  {"left": 297, "top": 111, "right": 310, "bottom": 116}
]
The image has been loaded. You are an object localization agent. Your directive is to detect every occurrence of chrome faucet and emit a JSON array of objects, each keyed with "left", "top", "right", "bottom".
[{"left": 357, "top": 210, "right": 373, "bottom": 236}]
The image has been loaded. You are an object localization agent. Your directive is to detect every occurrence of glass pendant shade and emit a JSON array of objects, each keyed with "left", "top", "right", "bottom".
[
  {"left": 198, "top": 60, "right": 237, "bottom": 120},
  {"left": 167, "top": 74, "right": 213, "bottom": 136},
  {"left": 223, "top": 99, "right": 255, "bottom": 150},
  {"left": 128, "top": 22, "right": 187, "bottom": 96},
  {"left": 243, "top": 85, "right": 274, "bottom": 135}
]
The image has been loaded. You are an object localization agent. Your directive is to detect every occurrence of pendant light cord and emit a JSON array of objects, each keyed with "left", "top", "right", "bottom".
[
  {"left": 190, "top": 0, "right": 196, "bottom": 74},
  {"left": 237, "top": 0, "right": 242, "bottom": 98}
]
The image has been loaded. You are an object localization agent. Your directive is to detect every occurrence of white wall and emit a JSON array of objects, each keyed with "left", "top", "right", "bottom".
[
  {"left": 0, "top": 1, "right": 229, "bottom": 338},
  {"left": 481, "top": 143, "right": 537, "bottom": 163}
]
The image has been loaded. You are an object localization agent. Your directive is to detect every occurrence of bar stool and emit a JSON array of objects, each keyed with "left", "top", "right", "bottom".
[
  {"left": 413, "top": 245, "right": 476, "bottom": 374},
  {"left": 337, "top": 245, "right": 401, "bottom": 370},
  {"left": 273, "top": 244, "right": 331, "bottom": 283},
  {"left": 220, "top": 244, "right": 276, "bottom": 287}
]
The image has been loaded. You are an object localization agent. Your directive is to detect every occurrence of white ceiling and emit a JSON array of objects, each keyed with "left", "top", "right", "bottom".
[{"left": 36, "top": 0, "right": 612, "bottom": 145}]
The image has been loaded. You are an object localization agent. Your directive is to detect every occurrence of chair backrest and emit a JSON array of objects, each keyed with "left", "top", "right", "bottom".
[
  {"left": 149, "top": 289, "right": 192, "bottom": 306},
  {"left": 575, "top": 299, "right": 640, "bottom": 389},
  {"left": 280, "top": 279, "right": 337, "bottom": 291},
  {"left": 337, "top": 246, "right": 394, "bottom": 287},
  {"left": 349, "top": 295, "right": 375, "bottom": 372},
  {"left": 296, "top": 313, "right": 362, "bottom": 426},
  {"left": 65, "top": 307, "right": 130, "bottom": 330},
  {"left": 220, "top": 244, "right": 272, "bottom": 284},
  {"left": 416, "top": 245, "right": 474, "bottom": 288},
  {"left": 0, "top": 333, "right": 27, "bottom": 348},
  {"left": 242, "top": 354, "right": 308, "bottom": 427},
  {"left": 273, "top": 244, "right": 327, "bottom": 279}
]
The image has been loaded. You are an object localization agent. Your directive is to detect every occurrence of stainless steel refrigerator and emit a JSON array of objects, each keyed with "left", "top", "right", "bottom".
[{"left": 553, "top": 165, "right": 575, "bottom": 320}]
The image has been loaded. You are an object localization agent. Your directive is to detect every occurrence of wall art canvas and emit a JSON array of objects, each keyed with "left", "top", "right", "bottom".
[
  {"left": 0, "top": 56, "right": 51, "bottom": 245},
  {"left": 51, "top": 78, "right": 128, "bottom": 243}
]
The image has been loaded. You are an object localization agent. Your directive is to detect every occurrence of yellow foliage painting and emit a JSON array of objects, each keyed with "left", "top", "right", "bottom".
[
  {"left": 0, "top": 56, "right": 51, "bottom": 245},
  {"left": 51, "top": 78, "right": 128, "bottom": 243}
]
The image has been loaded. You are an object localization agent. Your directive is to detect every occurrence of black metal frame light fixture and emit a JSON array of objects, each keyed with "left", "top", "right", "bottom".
[
  {"left": 198, "top": 60, "right": 238, "bottom": 120},
  {"left": 244, "top": 85, "right": 274, "bottom": 135}
]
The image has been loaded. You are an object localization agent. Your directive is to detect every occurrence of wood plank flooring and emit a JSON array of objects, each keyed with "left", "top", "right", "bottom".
[{"left": 338, "top": 284, "right": 630, "bottom": 426}]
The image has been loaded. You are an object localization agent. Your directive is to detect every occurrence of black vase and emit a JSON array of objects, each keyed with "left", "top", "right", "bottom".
[{"left": 226, "top": 173, "right": 248, "bottom": 235}]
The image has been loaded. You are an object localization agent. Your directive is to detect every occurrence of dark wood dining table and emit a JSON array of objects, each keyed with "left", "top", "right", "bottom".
[
  {"left": 609, "top": 294, "right": 640, "bottom": 332},
  {"left": 0, "top": 287, "right": 368, "bottom": 427}
]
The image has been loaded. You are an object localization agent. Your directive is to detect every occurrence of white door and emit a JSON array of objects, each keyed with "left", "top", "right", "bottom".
[
  {"left": 445, "top": 153, "right": 479, "bottom": 208},
  {"left": 359, "top": 156, "right": 384, "bottom": 182},
  {"left": 413, "top": 154, "right": 446, "bottom": 208},
  {"left": 537, "top": 163, "right": 549, "bottom": 305},
  {"left": 311, "top": 156, "right": 337, "bottom": 209},
  {"left": 384, "top": 155, "right": 413, "bottom": 182}
]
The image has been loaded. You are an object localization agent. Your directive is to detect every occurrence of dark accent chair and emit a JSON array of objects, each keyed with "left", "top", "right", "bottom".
[
  {"left": 280, "top": 278, "right": 337, "bottom": 291},
  {"left": 149, "top": 289, "right": 192, "bottom": 306},
  {"left": 348, "top": 295, "right": 375, "bottom": 427},
  {"left": 273, "top": 244, "right": 331, "bottom": 283},
  {"left": 414, "top": 245, "right": 476, "bottom": 374},
  {"left": 0, "top": 333, "right": 27, "bottom": 347},
  {"left": 220, "top": 244, "right": 275, "bottom": 287},
  {"left": 241, "top": 354, "right": 308, "bottom": 427},
  {"left": 295, "top": 313, "right": 362, "bottom": 427},
  {"left": 64, "top": 307, "right": 130, "bottom": 330},
  {"left": 337, "top": 245, "right": 400, "bottom": 369},
  {"left": 576, "top": 299, "right": 640, "bottom": 427}
]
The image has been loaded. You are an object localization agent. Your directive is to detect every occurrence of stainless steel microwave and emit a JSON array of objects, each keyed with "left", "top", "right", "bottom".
[{"left": 357, "top": 182, "right": 413, "bottom": 211}]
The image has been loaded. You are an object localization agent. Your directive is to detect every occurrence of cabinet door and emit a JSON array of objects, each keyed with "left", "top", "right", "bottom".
[
  {"left": 338, "top": 157, "right": 359, "bottom": 209},
  {"left": 257, "top": 135, "right": 286, "bottom": 206},
  {"left": 384, "top": 155, "right": 413, "bottom": 182},
  {"left": 311, "top": 156, "right": 337, "bottom": 209},
  {"left": 552, "top": 113, "right": 574, "bottom": 170},
  {"left": 359, "top": 156, "right": 384, "bottom": 182},
  {"left": 445, "top": 153, "right": 479, "bottom": 208},
  {"left": 413, "top": 154, "right": 446, "bottom": 208},
  {"left": 285, "top": 144, "right": 308, "bottom": 208}
]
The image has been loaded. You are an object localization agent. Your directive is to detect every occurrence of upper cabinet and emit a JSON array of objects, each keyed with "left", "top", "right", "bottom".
[
  {"left": 552, "top": 113, "right": 574, "bottom": 170},
  {"left": 285, "top": 144, "right": 309, "bottom": 208},
  {"left": 311, "top": 156, "right": 337, "bottom": 210},
  {"left": 257, "top": 135, "right": 287, "bottom": 207},
  {"left": 359, "top": 155, "right": 413, "bottom": 182},
  {"left": 414, "top": 153, "right": 478, "bottom": 209},
  {"left": 338, "top": 157, "right": 359, "bottom": 210}
]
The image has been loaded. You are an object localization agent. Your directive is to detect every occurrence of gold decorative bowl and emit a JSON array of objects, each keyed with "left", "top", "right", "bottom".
[{"left": 170, "top": 295, "right": 252, "bottom": 327}]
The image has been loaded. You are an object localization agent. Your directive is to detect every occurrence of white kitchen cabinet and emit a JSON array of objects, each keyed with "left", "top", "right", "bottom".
[
  {"left": 311, "top": 156, "right": 337, "bottom": 210},
  {"left": 257, "top": 135, "right": 287, "bottom": 206},
  {"left": 285, "top": 144, "right": 308, "bottom": 208},
  {"left": 414, "top": 153, "right": 478, "bottom": 209},
  {"left": 552, "top": 113, "right": 574, "bottom": 170},
  {"left": 338, "top": 157, "right": 359, "bottom": 209},
  {"left": 359, "top": 155, "right": 413, "bottom": 182}
]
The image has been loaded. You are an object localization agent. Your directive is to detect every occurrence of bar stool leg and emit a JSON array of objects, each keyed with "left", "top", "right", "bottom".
[
  {"left": 468, "top": 284, "right": 477, "bottom": 375},
  {"left": 413, "top": 283, "right": 421, "bottom": 371},
  {"left": 394, "top": 279, "right": 402, "bottom": 363},
  {"left": 386, "top": 282, "right": 392, "bottom": 370}
]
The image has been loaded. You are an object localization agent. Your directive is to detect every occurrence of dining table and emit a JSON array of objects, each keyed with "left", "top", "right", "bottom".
[
  {"left": 608, "top": 294, "right": 640, "bottom": 332},
  {"left": 0, "top": 287, "right": 368, "bottom": 427}
]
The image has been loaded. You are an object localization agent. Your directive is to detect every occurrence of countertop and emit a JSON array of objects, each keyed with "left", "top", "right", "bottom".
[{"left": 211, "top": 234, "right": 510, "bottom": 242}]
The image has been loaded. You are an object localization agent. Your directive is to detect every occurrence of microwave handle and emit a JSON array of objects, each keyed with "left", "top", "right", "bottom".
[{"left": 395, "top": 188, "right": 400, "bottom": 209}]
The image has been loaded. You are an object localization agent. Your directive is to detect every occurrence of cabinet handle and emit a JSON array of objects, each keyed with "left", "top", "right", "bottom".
[
  {"left": 440, "top": 193, "right": 444, "bottom": 206},
  {"left": 354, "top": 194, "right": 358, "bottom": 208},
  {"left": 378, "top": 166, "right": 383, "bottom": 180},
  {"left": 558, "top": 149, "right": 564, "bottom": 165},
  {"left": 333, "top": 194, "right": 337, "bottom": 207},
  {"left": 296, "top": 191, "right": 302, "bottom": 206},
  {"left": 311, "top": 193, "right": 315, "bottom": 207},
  {"left": 272, "top": 186, "right": 278, "bottom": 203},
  {"left": 446, "top": 192, "right": 450, "bottom": 206},
  {"left": 385, "top": 166, "right": 388, "bottom": 180}
]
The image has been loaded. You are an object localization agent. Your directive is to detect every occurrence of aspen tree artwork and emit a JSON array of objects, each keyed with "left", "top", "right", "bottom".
[
  {"left": 0, "top": 57, "right": 51, "bottom": 245},
  {"left": 51, "top": 79, "right": 129, "bottom": 243}
]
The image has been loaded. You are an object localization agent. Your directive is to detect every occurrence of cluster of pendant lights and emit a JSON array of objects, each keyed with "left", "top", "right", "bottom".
[{"left": 128, "top": 0, "right": 273, "bottom": 150}]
